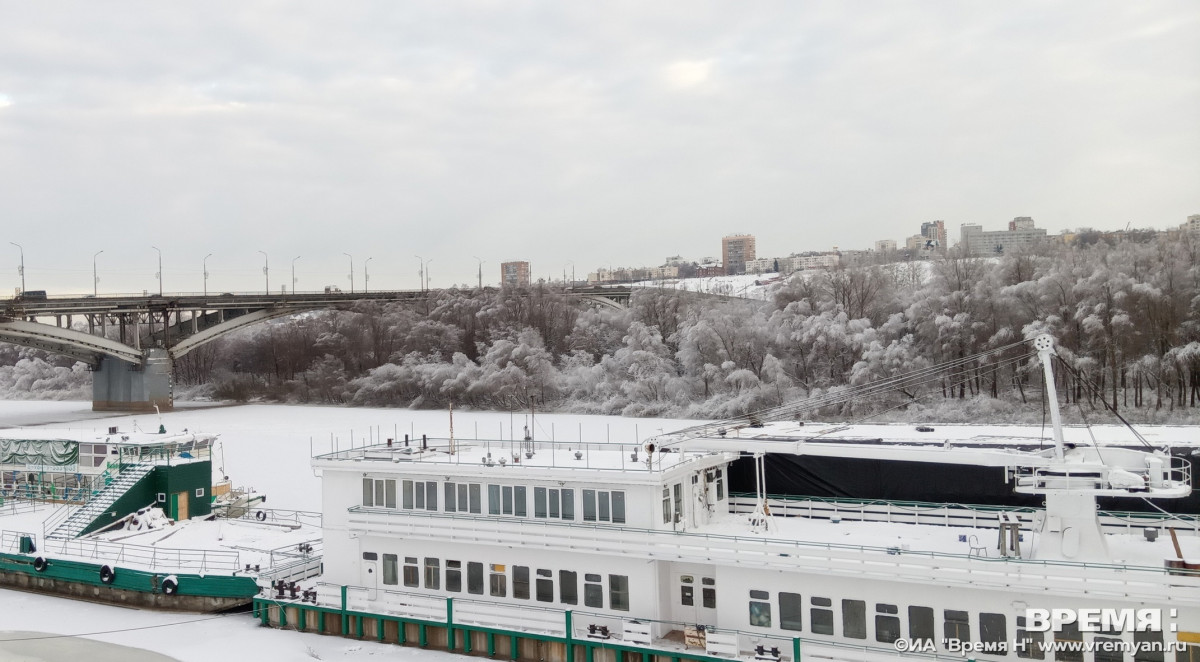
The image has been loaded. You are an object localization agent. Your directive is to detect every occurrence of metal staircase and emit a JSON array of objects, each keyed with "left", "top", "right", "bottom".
[{"left": 47, "top": 464, "right": 154, "bottom": 540}]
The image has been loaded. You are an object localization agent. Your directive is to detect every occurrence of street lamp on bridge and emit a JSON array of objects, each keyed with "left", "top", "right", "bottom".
[
  {"left": 415, "top": 255, "right": 432, "bottom": 292},
  {"left": 258, "top": 250, "right": 269, "bottom": 294},
  {"left": 152, "top": 246, "right": 163, "bottom": 296},
  {"left": 291, "top": 255, "right": 301, "bottom": 294},
  {"left": 473, "top": 256, "right": 485, "bottom": 289},
  {"left": 8, "top": 242, "right": 24, "bottom": 295},
  {"left": 365, "top": 257, "right": 373, "bottom": 294},
  {"left": 203, "top": 253, "right": 213, "bottom": 298},
  {"left": 93, "top": 250, "right": 104, "bottom": 297},
  {"left": 343, "top": 253, "right": 354, "bottom": 293}
]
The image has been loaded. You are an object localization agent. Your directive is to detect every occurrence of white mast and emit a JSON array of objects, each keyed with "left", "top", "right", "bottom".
[{"left": 1034, "top": 334, "right": 1065, "bottom": 461}]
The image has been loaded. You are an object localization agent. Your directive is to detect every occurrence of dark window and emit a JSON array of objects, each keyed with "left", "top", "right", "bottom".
[
  {"left": 842, "top": 599, "right": 866, "bottom": 639},
  {"left": 445, "top": 483, "right": 457, "bottom": 511},
  {"left": 467, "top": 562, "right": 484, "bottom": 595},
  {"left": 599, "top": 491, "right": 611, "bottom": 521},
  {"left": 457, "top": 484, "right": 468, "bottom": 511},
  {"left": 980, "top": 613, "right": 1007, "bottom": 652},
  {"left": 662, "top": 488, "right": 671, "bottom": 523},
  {"left": 561, "top": 489, "right": 574, "bottom": 519},
  {"left": 1016, "top": 616, "right": 1046, "bottom": 660},
  {"left": 385, "top": 480, "right": 396, "bottom": 508},
  {"left": 403, "top": 557, "right": 419, "bottom": 587},
  {"left": 489, "top": 565, "right": 507, "bottom": 597},
  {"left": 502, "top": 486, "right": 513, "bottom": 514},
  {"left": 703, "top": 587, "right": 716, "bottom": 609},
  {"left": 363, "top": 479, "right": 373, "bottom": 506},
  {"left": 514, "top": 566, "right": 530, "bottom": 599},
  {"left": 1094, "top": 637, "right": 1124, "bottom": 662},
  {"left": 549, "top": 489, "right": 560, "bottom": 518},
  {"left": 425, "top": 482, "right": 437, "bottom": 511},
  {"left": 534, "top": 487, "right": 548, "bottom": 517},
  {"left": 584, "top": 575, "right": 603, "bottom": 608},
  {"left": 909, "top": 606, "right": 935, "bottom": 644},
  {"left": 488, "top": 484, "right": 500, "bottom": 515},
  {"left": 536, "top": 569, "right": 553, "bottom": 603},
  {"left": 749, "top": 597, "right": 772, "bottom": 628},
  {"left": 446, "top": 560, "right": 462, "bottom": 592},
  {"left": 945, "top": 610, "right": 971, "bottom": 645},
  {"left": 424, "top": 558, "right": 440, "bottom": 590},
  {"left": 469, "top": 483, "right": 482, "bottom": 513},
  {"left": 559, "top": 570, "right": 578, "bottom": 605},
  {"left": 514, "top": 486, "right": 526, "bottom": 517},
  {"left": 681, "top": 586, "right": 694, "bottom": 606},
  {"left": 1178, "top": 645, "right": 1200, "bottom": 662},
  {"left": 750, "top": 590, "right": 769, "bottom": 600},
  {"left": 362, "top": 552, "right": 378, "bottom": 561},
  {"left": 404, "top": 480, "right": 415, "bottom": 509},
  {"left": 716, "top": 468, "right": 725, "bottom": 500},
  {"left": 1054, "top": 621, "right": 1083, "bottom": 662},
  {"left": 609, "top": 575, "right": 629, "bottom": 611},
  {"left": 811, "top": 597, "right": 834, "bottom": 636},
  {"left": 583, "top": 489, "right": 596, "bottom": 521},
  {"left": 875, "top": 604, "right": 900, "bottom": 643},
  {"left": 382, "top": 554, "right": 398, "bottom": 585},
  {"left": 780, "top": 592, "right": 802, "bottom": 632},
  {"left": 612, "top": 491, "right": 625, "bottom": 523},
  {"left": 1133, "top": 629, "right": 1163, "bottom": 662}
]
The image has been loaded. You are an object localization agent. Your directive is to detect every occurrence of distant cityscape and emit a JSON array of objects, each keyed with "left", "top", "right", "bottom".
[{"left": 489, "top": 214, "right": 1200, "bottom": 287}]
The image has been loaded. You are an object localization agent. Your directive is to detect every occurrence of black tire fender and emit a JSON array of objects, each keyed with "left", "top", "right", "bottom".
[
  {"left": 100, "top": 564, "right": 115, "bottom": 584},
  {"left": 161, "top": 575, "right": 179, "bottom": 595},
  {"left": 33, "top": 556, "right": 47, "bottom": 572},
  {"left": 255, "top": 510, "right": 266, "bottom": 522}
]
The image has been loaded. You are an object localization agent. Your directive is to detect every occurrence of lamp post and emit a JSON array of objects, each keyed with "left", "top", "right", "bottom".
[
  {"left": 473, "top": 256, "right": 485, "bottom": 289},
  {"left": 415, "top": 255, "right": 425, "bottom": 292},
  {"left": 364, "top": 257, "right": 373, "bottom": 294},
  {"left": 258, "top": 251, "right": 269, "bottom": 294},
  {"left": 291, "top": 255, "right": 301, "bottom": 294},
  {"left": 93, "top": 250, "right": 104, "bottom": 297},
  {"left": 152, "top": 246, "right": 162, "bottom": 296},
  {"left": 343, "top": 253, "right": 354, "bottom": 293},
  {"left": 203, "top": 253, "right": 213, "bottom": 298},
  {"left": 8, "top": 242, "right": 24, "bottom": 294},
  {"left": 564, "top": 261, "right": 575, "bottom": 287}
]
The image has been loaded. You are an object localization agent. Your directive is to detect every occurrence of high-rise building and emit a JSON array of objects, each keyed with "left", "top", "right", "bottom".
[
  {"left": 721, "top": 234, "right": 756, "bottom": 275},
  {"left": 1185, "top": 214, "right": 1200, "bottom": 237},
  {"left": 875, "top": 239, "right": 897, "bottom": 252},
  {"left": 959, "top": 218, "right": 1047, "bottom": 256},
  {"left": 920, "top": 220, "right": 946, "bottom": 249},
  {"left": 500, "top": 261, "right": 531, "bottom": 288}
]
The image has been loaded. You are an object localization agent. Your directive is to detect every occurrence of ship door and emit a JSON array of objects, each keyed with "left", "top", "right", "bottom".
[
  {"left": 677, "top": 573, "right": 717, "bottom": 626},
  {"left": 362, "top": 556, "right": 379, "bottom": 599},
  {"left": 169, "top": 492, "right": 189, "bottom": 520}
]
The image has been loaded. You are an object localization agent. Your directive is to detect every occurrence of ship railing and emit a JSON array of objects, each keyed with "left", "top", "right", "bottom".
[
  {"left": 257, "top": 554, "right": 323, "bottom": 586},
  {"left": 314, "top": 439, "right": 695, "bottom": 473},
  {"left": 31, "top": 536, "right": 241, "bottom": 574},
  {"left": 0, "top": 529, "right": 38, "bottom": 553},
  {"left": 347, "top": 507, "right": 1200, "bottom": 605},
  {"left": 728, "top": 494, "right": 1200, "bottom": 535},
  {"left": 453, "top": 596, "right": 567, "bottom": 636},
  {"left": 0, "top": 496, "right": 46, "bottom": 517},
  {"left": 230, "top": 507, "right": 322, "bottom": 528}
]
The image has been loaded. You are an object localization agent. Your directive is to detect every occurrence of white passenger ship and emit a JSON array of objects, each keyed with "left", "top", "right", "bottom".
[{"left": 259, "top": 336, "right": 1200, "bottom": 662}]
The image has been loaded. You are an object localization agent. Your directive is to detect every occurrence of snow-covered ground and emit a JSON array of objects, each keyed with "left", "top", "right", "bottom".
[{"left": 630, "top": 273, "right": 779, "bottom": 301}]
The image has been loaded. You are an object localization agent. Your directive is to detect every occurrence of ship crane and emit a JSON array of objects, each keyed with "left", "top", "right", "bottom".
[{"left": 650, "top": 335, "right": 1191, "bottom": 562}]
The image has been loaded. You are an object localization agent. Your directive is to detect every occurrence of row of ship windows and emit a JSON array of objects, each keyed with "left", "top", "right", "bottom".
[
  {"left": 362, "top": 553, "right": 630, "bottom": 611},
  {"left": 362, "top": 479, "right": 628, "bottom": 523},
  {"left": 742, "top": 590, "right": 1182, "bottom": 661}
]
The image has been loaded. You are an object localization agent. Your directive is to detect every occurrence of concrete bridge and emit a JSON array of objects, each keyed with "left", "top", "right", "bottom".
[{"left": 1, "top": 287, "right": 632, "bottom": 412}]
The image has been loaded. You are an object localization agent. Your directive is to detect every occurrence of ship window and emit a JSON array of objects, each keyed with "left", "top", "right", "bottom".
[
  {"left": 560, "top": 571, "right": 578, "bottom": 605},
  {"left": 584, "top": 575, "right": 603, "bottom": 608},
  {"left": 403, "top": 480, "right": 414, "bottom": 509},
  {"left": 535, "top": 487, "right": 548, "bottom": 517},
  {"left": 502, "top": 486, "right": 513, "bottom": 514},
  {"left": 489, "top": 565, "right": 507, "bottom": 597},
  {"left": 599, "top": 491, "right": 610, "bottom": 520},
  {"left": 811, "top": 597, "right": 834, "bottom": 636},
  {"left": 469, "top": 483, "right": 482, "bottom": 513},
  {"left": 514, "top": 486, "right": 527, "bottom": 516},
  {"left": 681, "top": 586, "right": 694, "bottom": 606},
  {"left": 536, "top": 569, "right": 554, "bottom": 602},
  {"left": 749, "top": 591, "right": 772, "bottom": 628},
  {"left": 672, "top": 483, "right": 682, "bottom": 523},
  {"left": 909, "top": 607, "right": 935, "bottom": 645},
  {"left": 1053, "top": 621, "right": 1083, "bottom": 662},
  {"left": 414, "top": 481, "right": 424, "bottom": 509},
  {"left": 1094, "top": 636, "right": 1123, "bottom": 662},
  {"left": 424, "top": 558, "right": 440, "bottom": 589},
  {"left": 561, "top": 489, "right": 574, "bottom": 520},
  {"left": 514, "top": 566, "right": 530, "bottom": 599},
  {"left": 1132, "top": 629, "right": 1162, "bottom": 662},
  {"left": 582, "top": 490, "right": 625, "bottom": 523},
  {"left": 375, "top": 480, "right": 384, "bottom": 507},
  {"left": 446, "top": 560, "right": 462, "bottom": 592},
  {"left": 426, "top": 482, "right": 438, "bottom": 511},
  {"left": 403, "top": 557, "right": 419, "bottom": 587},
  {"left": 363, "top": 479, "right": 395, "bottom": 508},
  {"left": 612, "top": 491, "right": 626, "bottom": 523},
  {"left": 1176, "top": 644, "right": 1200, "bottom": 662},
  {"left": 363, "top": 478, "right": 373, "bottom": 506},
  {"left": 609, "top": 575, "right": 629, "bottom": 611},
  {"left": 980, "top": 614, "right": 1006, "bottom": 650},
  {"left": 703, "top": 586, "right": 716, "bottom": 609},
  {"left": 445, "top": 482, "right": 481, "bottom": 514},
  {"left": 362, "top": 552, "right": 378, "bottom": 561},
  {"left": 468, "top": 562, "right": 484, "bottom": 595},
  {"left": 382, "top": 554, "right": 398, "bottom": 585},
  {"left": 780, "top": 592, "right": 802, "bottom": 632},
  {"left": 488, "top": 484, "right": 501, "bottom": 515},
  {"left": 681, "top": 575, "right": 694, "bottom": 583},
  {"left": 875, "top": 604, "right": 900, "bottom": 643},
  {"left": 944, "top": 610, "right": 971, "bottom": 646},
  {"left": 662, "top": 488, "right": 671, "bottom": 524},
  {"left": 716, "top": 468, "right": 724, "bottom": 500},
  {"left": 548, "top": 489, "right": 560, "bottom": 518},
  {"left": 445, "top": 483, "right": 457, "bottom": 511},
  {"left": 583, "top": 490, "right": 596, "bottom": 521},
  {"left": 843, "top": 600, "right": 866, "bottom": 639},
  {"left": 702, "top": 577, "right": 715, "bottom": 585}
]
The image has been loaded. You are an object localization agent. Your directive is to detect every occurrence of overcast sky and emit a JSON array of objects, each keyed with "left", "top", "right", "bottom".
[{"left": 1, "top": 1, "right": 1197, "bottom": 295}]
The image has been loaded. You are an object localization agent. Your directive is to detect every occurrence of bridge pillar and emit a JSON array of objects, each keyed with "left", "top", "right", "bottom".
[{"left": 92, "top": 348, "right": 174, "bottom": 412}]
